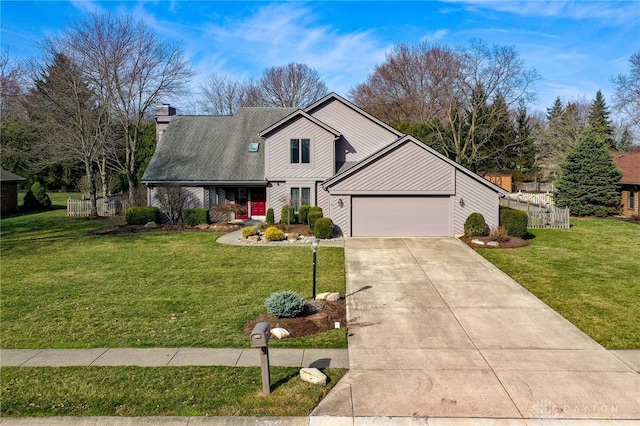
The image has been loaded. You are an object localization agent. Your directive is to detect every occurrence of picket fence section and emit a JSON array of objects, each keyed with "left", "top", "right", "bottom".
[
  {"left": 500, "top": 196, "right": 570, "bottom": 229},
  {"left": 68, "top": 194, "right": 130, "bottom": 217},
  {"left": 505, "top": 191, "right": 554, "bottom": 207}
]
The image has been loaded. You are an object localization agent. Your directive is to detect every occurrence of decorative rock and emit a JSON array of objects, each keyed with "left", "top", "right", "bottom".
[
  {"left": 487, "top": 241, "right": 500, "bottom": 247},
  {"left": 299, "top": 367, "right": 327, "bottom": 386},
  {"left": 315, "top": 292, "right": 341, "bottom": 301},
  {"left": 144, "top": 221, "right": 158, "bottom": 228},
  {"left": 287, "top": 233, "right": 300, "bottom": 241},
  {"left": 247, "top": 235, "right": 261, "bottom": 242},
  {"left": 471, "top": 239, "right": 485, "bottom": 245},
  {"left": 271, "top": 327, "right": 290, "bottom": 339}
]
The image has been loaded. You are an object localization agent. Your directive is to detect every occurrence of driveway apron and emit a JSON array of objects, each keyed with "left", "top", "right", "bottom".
[{"left": 312, "top": 238, "right": 639, "bottom": 420}]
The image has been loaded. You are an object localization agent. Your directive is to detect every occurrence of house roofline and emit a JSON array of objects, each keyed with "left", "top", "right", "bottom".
[
  {"left": 258, "top": 109, "right": 341, "bottom": 138},
  {"left": 323, "top": 135, "right": 508, "bottom": 196},
  {"left": 304, "top": 92, "right": 404, "bottom": 138},
  {"left": 142, "top": 180, "right": 268, "bottom": 187}
]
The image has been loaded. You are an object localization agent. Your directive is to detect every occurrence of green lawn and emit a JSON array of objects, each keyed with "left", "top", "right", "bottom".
[
  {"left": 1, "top": 366, "right": 347, "bottom": 417},
  {"left": 1, "top": 206, "right": 346, "bottom": 349},
  {"left": 477, "top": 217, "right": 640, "bottom": 350}
]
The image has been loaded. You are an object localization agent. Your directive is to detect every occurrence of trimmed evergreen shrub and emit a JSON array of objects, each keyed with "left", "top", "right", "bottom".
[
  {"left": 266, "top": 208, "right": 275, "bottom": 225},
  {"left": 298, "top": 205, "right": 311, "bottom": 224},
  {"left": 22, "top": 182, "right": 51, "bottom": 211},
  {"left": 126, "top": 206, "right": 159, "bottom": 225},
  {"left": 500, "top": 207, "right": 528, "bottom": 238},
  {"left": 314, "top": 217, "right": 334, "bottom": 239},
  {"left": 265, "top": 291, "right": 307, "bottom": 318},
  {"left": 464, "top": 212, "right": 486, "bottom": 237},
  {"left": 264, "top": 226, "right": 285, "bottom": 241},
  {"left": 183, "top": 208, "right": 209, "bottom": 226},
  {"left": 280, "top": 205, "right": 295, "bottom": 224},
  {"left": 242, "top": 227, "right": 258, "bottom": 237},
  {"left": 308, "top": 209, "right": 323, "bottom": 228}
]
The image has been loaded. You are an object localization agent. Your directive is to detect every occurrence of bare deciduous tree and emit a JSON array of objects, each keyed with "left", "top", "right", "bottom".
[
  {"left": 350, "top": 40, "right": 540, "bottom": 169},
  {"left": 254, "top": 62, "right": 328, "bottom": 108},
  {"left": 199, "top": 73, "right": 251, "bottom": 115},
  {"left": 61, "top": 12, "right": 195, "bottom": 202},
  {"left": 611, "top": 52, "right": 640, "bottom": 139},
  {"left": 155, "top": 183, "right": 189, "bottom": 223}
]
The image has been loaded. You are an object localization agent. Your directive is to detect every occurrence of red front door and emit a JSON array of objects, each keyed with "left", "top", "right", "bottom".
[{"left": 251, "top": 188, "right": 266, "bottom": 216}]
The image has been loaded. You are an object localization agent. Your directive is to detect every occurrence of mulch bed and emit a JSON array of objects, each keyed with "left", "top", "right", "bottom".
[
  {"left": 459, "top": 235, "right": 530, "bottom": 249},
  {"left": 244, "top": 299, "right": 346, "bottom": 339}
]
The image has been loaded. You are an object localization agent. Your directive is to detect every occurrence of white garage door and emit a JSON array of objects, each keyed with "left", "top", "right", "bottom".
[{"left": 352, "top": 196, "right": 451, "bottom": 237}]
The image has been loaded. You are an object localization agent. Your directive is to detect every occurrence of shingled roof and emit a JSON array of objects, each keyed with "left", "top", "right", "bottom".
[
  {"left": 142, "top": 107, "right": 296, "bottom": 184},
  {"left": 0, "top": 169, "right": 26, "bottom": 182},
  {"left": 611, "top": 151, "right": 640, "bottom": 185}
]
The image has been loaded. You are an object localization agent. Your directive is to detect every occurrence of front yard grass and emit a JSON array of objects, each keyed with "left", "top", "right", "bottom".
[
  {"left": 1, "top": 207, "right": 346, "bottom": 349},
  {"left": 1, "top": 366, "right": 347, "bottom": 417},
  {"left": 477, "top": 217, "right": 640, "bottom": 350}
]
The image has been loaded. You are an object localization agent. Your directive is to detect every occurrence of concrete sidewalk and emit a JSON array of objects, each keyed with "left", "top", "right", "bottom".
[
  {"left": 0, "top": 348, "right": 348, "bottom": 368},
  {"left": 312, "top": 237, "right": 640, "bottom": 422}
]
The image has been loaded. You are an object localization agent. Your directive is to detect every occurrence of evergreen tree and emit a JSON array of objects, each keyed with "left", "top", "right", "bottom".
[
  {"left": 554, "top": 130, "right": 622, "bottom": 217},
  {"left": 586, "top": 90, "right": 616, "bottom": 150},
  {"left": 513, "top": 100, "right": 536, "bottom": 182}
]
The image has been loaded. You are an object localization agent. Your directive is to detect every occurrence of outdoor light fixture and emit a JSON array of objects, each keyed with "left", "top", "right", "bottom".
[
  {"left": 337, "top": 198, "right": 343, "bottom": 208},
  {"left": 310, "top": 238, "right": 320, "bottom": 299},
  {"left": 459, "top": 198, "right": 465, "bottom": 207}
]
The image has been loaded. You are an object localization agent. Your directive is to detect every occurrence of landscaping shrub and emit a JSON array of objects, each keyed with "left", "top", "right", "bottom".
[
  {"left": 488, "top": 225, "right": 509, "bottom": 242},
  {"left": 126, "top": 206, "right": 159, "bottom": 225},
  {"left": 308, "top": 207, "right": 323, "bottom": 228},
  {"left": 280, "top": 205, "right": 295, "bottom": 224},
  {"left": 464, "top": 212, "right": 486, "bottom": 237},
  {"left": 298, "top": 205, "right": 311, "bottom": 224},
  {"left": 22, "top": 182, "right": 51, "bottom": 211},
  {"left": 242, "top": 227, "right": 258, "bottom": 238},
  {"left": 314, "top": 217, "right": 334, "bottom": 239},
  {"left": 266, "top": 208, "right": 274, "bottom": 225},
  {"left": 264, "top": 226, "right": 285, "bottom": 242},
  {"left": 183, "top": 208, "right": 209, "bottom": 226},
  {"left": 500, "top": 207, "right": 528, "bottom": 238},
  {"left": 265, "top": 291, "right": 307, "bottom": 318}
]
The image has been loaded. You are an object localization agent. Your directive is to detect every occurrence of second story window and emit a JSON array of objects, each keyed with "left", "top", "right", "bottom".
[{"left": 290, "top": 138, "right": 310, "bottom": 164}]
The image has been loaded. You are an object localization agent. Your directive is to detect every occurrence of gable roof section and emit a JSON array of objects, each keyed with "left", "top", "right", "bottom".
[
  {"left": 0, "top": 169, "right": 26, "bottom": 182},
  {"left": 611, "top": 152, "right": 640, "bottom": 185},
  {"left": 323, "top": 135, "right": 507, "bottom": 195},
  {"left": 305, "top": 92, "right": 404, "bottom": 139},
  {"left": 142, "top": 107, "right": 295, "bottom": 184},
  {"left": 258, "top": 109, "right": 341, "bottom": 138}
]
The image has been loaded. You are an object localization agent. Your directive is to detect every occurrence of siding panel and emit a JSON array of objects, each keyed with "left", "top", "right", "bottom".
[
  {"left": 454, "top": 171, "right": 500, "bottom": 235},
  {"left": 265, "top": 115, "right": 335, "bottom": 180},
  {"left": 330, "top": 195, "right": 350, "bottom": 236},
  {"left": 310, "top": 99, "right": 399, "bottom": 162},
  {"left": 331, "top": 141, "right": 454, "bottom": 193}
]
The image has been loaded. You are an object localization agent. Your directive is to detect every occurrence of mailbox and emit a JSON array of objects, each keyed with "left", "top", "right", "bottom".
[{"left": 251, "top": 322, "right": 271, "bottom": 347}]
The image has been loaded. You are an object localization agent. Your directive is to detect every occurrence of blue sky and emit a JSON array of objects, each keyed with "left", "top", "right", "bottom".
[{"left": 2, "top": 1, "right": 639, "bottom": 115}]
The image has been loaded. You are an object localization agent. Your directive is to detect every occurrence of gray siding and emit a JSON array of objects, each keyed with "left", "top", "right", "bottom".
[
  {"left": 329, "top": 141, "right": 455, "bottom": 194},
  {"left": 265, "top": 115, "right": 335, "bottom": 180},
  {"left": 454, "top": 170, "right": 500, "bottom": 235},
  {"left": 330, "top": 194, "right": 350, "bottom": 236},
  {"left": 310, "top": 99, "right": 399, "bottom": 162},
  {"left": 316, "top": 182, "right": 331, "bottom": 214}
]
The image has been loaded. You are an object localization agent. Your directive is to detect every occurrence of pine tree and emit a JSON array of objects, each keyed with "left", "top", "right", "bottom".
[
  {"left": 554, "top": 130, "right": 622, "bottom": 217},
  {"left": 513, "top": 100, "right": 536, "bottom": 182},
  {"left": 586, "top": 90, "right": 616, "bottom": 150}
]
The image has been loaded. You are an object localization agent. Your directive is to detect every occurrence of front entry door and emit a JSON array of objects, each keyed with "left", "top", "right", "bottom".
[{"left": 250, "top": 188, "right": 266, "bottom": 216}]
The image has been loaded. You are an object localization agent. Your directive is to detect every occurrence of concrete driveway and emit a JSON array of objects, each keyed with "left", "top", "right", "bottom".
[{"left": 312, "top": 238, "right": 639, "bottom": 421}]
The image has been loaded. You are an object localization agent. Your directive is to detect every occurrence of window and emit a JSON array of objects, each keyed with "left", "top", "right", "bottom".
[
  {"left": 290, "top": 187, "right": 311, "bottom": 209},
  {"left": 629, "top": 190, "right": 636, "bottom": 210},
  {"left": 248, "top": 142, "right": 259, "bottom": 152},
  {"left": 290, "top": 138, "right": 310, "bottom": 164}
]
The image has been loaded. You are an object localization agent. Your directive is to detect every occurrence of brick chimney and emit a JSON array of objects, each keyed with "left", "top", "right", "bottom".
[{"left": 155, "top": 104, "right": 177, "bottom": 144}]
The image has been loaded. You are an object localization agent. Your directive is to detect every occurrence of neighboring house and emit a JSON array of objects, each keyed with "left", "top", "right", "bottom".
[
  {"left": 611, "top": 152, "right": 640, "bottom": 218},
  {"left": 0, "top": 169, "right": 26, "bottom": 215},
  {"left": 142, "top": 93, "right": 506, "bottom": 237}
]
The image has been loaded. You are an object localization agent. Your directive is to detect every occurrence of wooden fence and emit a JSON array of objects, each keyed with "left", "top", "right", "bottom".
[
  {"left": 500, "top": 196, "right": 570, "bottom": 229},
  {"left": 505, "top": 191, "right": 554, "bottom": 207},
  {"left": 67, "top": 194, "right": 130, "bottom": 217}
]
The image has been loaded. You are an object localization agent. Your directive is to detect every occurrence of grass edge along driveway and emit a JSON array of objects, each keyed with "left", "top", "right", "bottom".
[{"left": 477, "top": 217, "right": 639, "bottom": 350}]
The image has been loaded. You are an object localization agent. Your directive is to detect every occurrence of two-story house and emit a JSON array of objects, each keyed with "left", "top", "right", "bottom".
[{"left": 142, "top": 93, "right": 506, "bottom": 237}]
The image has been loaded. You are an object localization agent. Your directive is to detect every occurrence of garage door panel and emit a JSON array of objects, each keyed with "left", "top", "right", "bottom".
[{"left": 352, "top": 196, "right": 451, "bottom": 237}]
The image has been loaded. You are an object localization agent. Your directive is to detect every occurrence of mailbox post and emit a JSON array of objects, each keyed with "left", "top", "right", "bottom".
[{"left": 250, "top": 322, "right": 271, "bottom": 395}]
